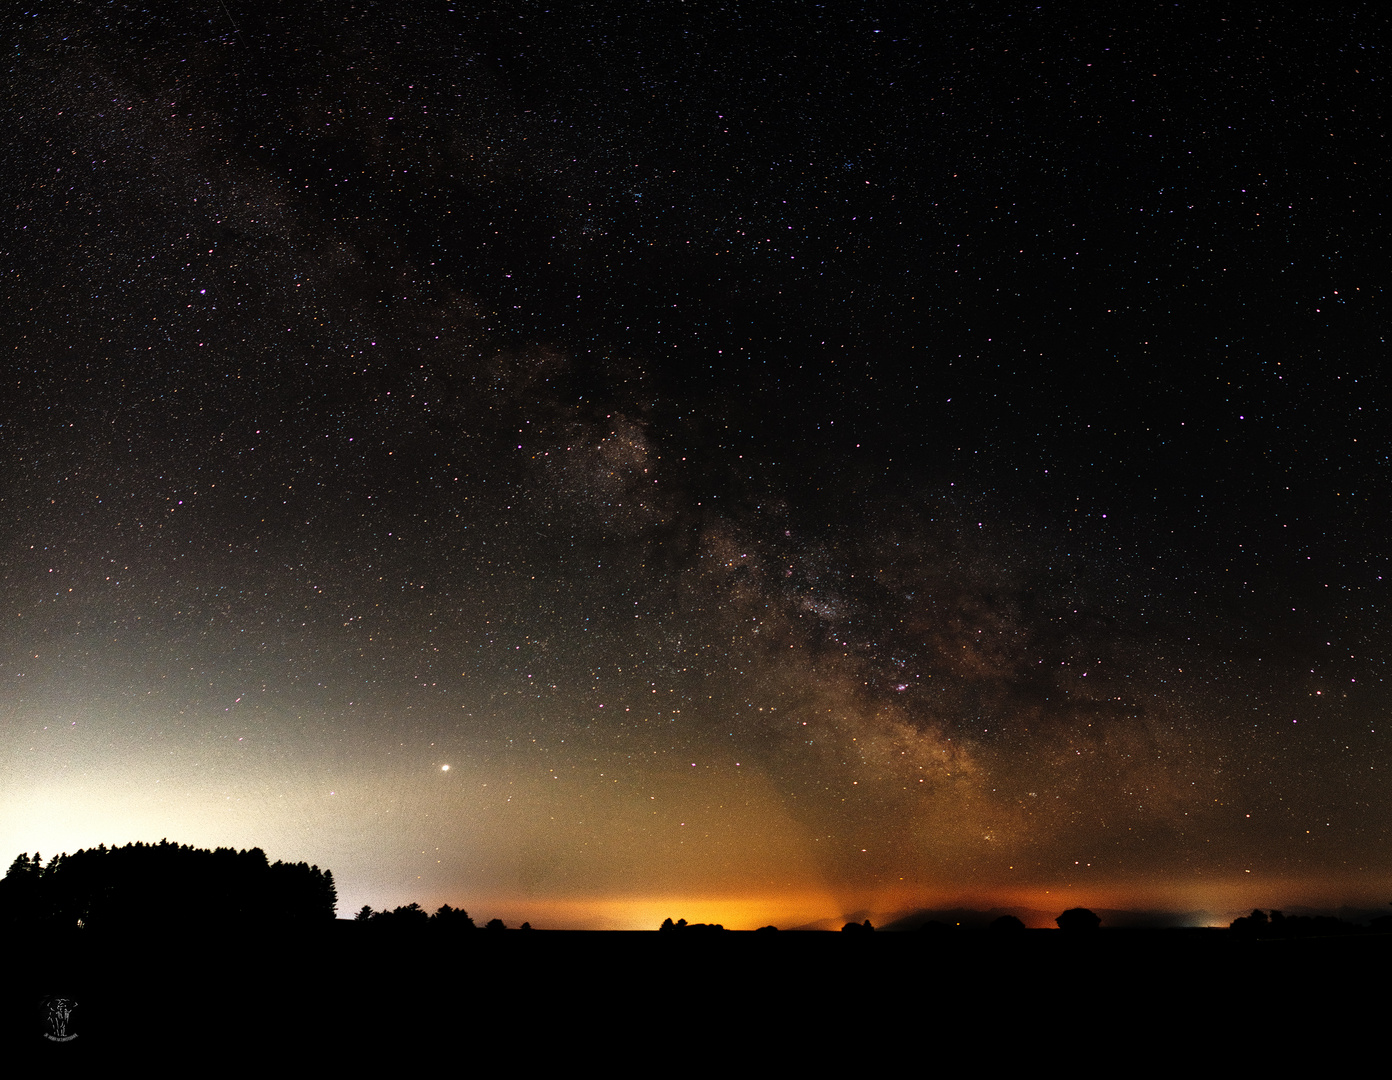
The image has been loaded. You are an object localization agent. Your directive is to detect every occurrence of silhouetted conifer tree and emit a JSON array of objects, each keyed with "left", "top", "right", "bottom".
[
  {"left": 431, "top": 904, "right": 476, "bottom": 931},
  {"left": 389, "top": 903, "right": 430, "bottom": 928}
]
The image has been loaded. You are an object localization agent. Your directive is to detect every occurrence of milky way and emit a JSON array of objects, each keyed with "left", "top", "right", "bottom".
[{"left": 3, "top": 3, "right": 1389, "bottom": 926}]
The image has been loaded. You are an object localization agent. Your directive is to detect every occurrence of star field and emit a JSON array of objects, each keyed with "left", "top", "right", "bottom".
[{"left": 2, "top": 1, "right": 1390, "bottom": 926}]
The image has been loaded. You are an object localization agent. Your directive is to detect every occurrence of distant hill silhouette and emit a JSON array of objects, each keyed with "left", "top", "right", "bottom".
[
  {"left": 877, "top": 907, "right": 1044, "bottom": 931},
  {"left": 0, "top": 841, "right": 336, "bottom": 933}
]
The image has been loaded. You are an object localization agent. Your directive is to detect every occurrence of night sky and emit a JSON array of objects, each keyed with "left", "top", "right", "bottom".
[{"left": 4, "top": 1, "right": 1389, "bottom": 928}]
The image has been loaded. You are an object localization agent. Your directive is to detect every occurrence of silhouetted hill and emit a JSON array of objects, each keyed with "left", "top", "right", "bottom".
[{"left": 877, "top": 907, "right": 1050, "bottom": 931}]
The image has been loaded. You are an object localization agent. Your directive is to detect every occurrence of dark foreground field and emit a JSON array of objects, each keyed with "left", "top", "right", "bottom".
[{"left": 6, "top": 925, "right": 1387, "bottom": 1065}]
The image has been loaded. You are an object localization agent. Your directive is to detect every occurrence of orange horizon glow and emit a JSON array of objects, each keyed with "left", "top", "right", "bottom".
[
  {"left": 9, "top": 769, "right": 1388, "bottom": 932},
  {"left": 410, "top": 874, "right": 1392, "bottom": 931}
]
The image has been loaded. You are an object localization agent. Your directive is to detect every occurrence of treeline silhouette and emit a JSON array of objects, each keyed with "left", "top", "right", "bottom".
[
  {"left": 351, "top": 903, "right": 531, "bottom": 934},
  {"left": 659, "top": 918, "right": 726, "bottom": 932},
  {"left": 649, "top": 903, "right": 1392, "bottom": 933},
  {"left": 0, "top": 841, "right": 336, "bottom": 933},
  {"left": 1229, "top": 908, "right": 1392, "bottom": 938},
  {"left": 7, "top": 843, "right": 1390, "bottom": 939}
]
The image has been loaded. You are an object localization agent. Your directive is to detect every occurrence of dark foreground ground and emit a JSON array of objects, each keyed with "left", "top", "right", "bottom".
[{"left": 6, "top": 925, "right": 1388, "bottom": 1065}]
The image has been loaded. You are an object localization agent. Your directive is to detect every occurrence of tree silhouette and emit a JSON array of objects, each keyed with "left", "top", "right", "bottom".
[
  {"left": 389, "top": 903, "right": 430, "bottom": 928},
  {"left": 0, "top": 852, "right": 45, "bottom": 928},
  {"left": 431, "top": 904, "right": 476, "bottom": 931},
  {"left": 990, "top": 914, "right": 1027, "bottom": 932},
  {"left": 1055, "top": 908, "right": 1101, "bottom": 932},
  {"left": 1229, "top": 909, "right": 1270, "bottom": 935},
  {"left": 842, "top": 919, "right": 875, "bottom": 932}
]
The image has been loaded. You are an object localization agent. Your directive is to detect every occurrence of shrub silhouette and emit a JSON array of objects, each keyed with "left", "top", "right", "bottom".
[
  {"left": 990, "top": 914, "right": 1027, "bottom": 932},
  {"left": 1055, "top": 908, "right": 1101, "bottom": 932},
  {"left": 842, "top": 919, "right": 875, "bottom": 932}
]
